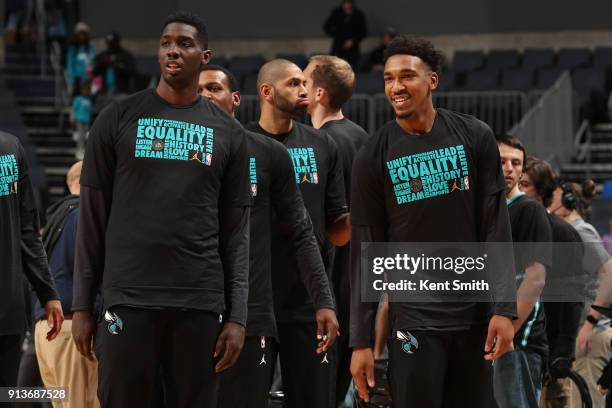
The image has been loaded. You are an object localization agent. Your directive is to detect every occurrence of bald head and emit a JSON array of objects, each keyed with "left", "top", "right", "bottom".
[
  {"left": 256, "top": 59, "right": 300, "bottom": 89},
  {"left": 66, "top": 161, "right": 82, "bottom": 195}
]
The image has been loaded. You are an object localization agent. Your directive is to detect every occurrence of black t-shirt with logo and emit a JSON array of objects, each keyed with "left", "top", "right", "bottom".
[
  {"left": 320, "top": 118, "right": 369, "bottom": 322},
  {"left": 79, "top": 89, "right": 251, "bottom": 317},
  {"left": 350, "top": 109, "right": 515, "bottom": 339},
  {"left": 245, "top": 130, "right": 335, "bottom": 337},
  {"left": 507, "top": 193, "right": 552, "bottom": 357},
  {"left": 247, "top": 121, "right": 347, "bottom": 322},
  {"left": 0, "top": 132, "right": 58, "bottom": 335}
]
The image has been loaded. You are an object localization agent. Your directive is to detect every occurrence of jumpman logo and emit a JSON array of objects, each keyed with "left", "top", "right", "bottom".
[
  {"left": 321, "top": 353, "right": 329, "bottom": 364},
  {"left": 450, "top": 180, "right": 460, "bottom": 192},
  {"left": 301, "top": 173, "right": 310, "bottom": 183},
  {"left": 259, "top": 354, "right": 267, "bottom": 365},
  {"left": 190, "top": 152, "right": 201, "bottom": 162}
]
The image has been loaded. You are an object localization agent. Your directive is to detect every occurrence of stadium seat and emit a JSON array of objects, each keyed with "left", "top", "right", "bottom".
[
  {"left": 209, "top": 55, "right": 229, "bottom": 68},
  {"left": 557, "top": 48, "right": 591, "bottom": 70},
  {"left": 573, "top": 67, "right": 606, "bottom": 94},
  {"left": 593, "top": 47, "right": 612, "bottom": 68},
  {"left": 522, "top": 49, "right": 555, "bottom": 70},
  {"left": 486, "top": 50, "right": 520, "bottom": 71},
  {"left": 135, "top": 56, "right": 160, "bottom": 77},
  {"left": 276, "top": 53, "right": 308, "bottom": 69},
  {"left": 241, "top": 73, "right": 259, "bottom": 95},
  {"left": 499, "top": 69, "right": 535, "bottom": 91},
  {"left": 7, "top": 78, "right": 55, "bottom": 98},
  {"left": 436, "top": 70, "right": 456, "bottom": 92},
  {"left": 355, "top": 72, "right": 384, "bottom": 95},
  {"left": 452, "top": 51, "right": 485, "bottom": 72},
  {"left": 464, "top": 70, "right": 499, "bottom": 91},
  {"left": 227, "top": 55, "right": 266, "bottom": 77},
  {"left": 536, "top": 67, "right": 565, "bottom": 89}
]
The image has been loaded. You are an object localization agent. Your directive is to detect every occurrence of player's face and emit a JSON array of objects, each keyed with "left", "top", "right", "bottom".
[
  {"left": 384, "top": 55, "right": 437, "bottom": 119},
  {"left": 272, "top": 66, "right": 309, "bottom": 117},
  {"left": 498, "top": 143, "right": 524, "bottom": 191},
  {"left": 198, "top": 70, "right": 239, "bottom": 116},
  {"left": 158, "top": 22, "right": 210, "bottom": 87},
  {"left": 302, "top": 62, "right": 318, "bottom": 114},
  {"left": 519, "top": 172, "right": 537, "bottom": 199}
]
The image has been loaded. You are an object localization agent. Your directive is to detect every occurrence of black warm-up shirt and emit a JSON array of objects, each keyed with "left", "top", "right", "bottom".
[
  {"left": 73, "top": 89, "right": 251, "bottom": 325},
  {"left": 0, "top": 132, "right": 59, "bottom": 335},
  {"left": 507, "top": 193, "right": 552, "bottom": 357},
  {"left": 244, "top": 130, "right": 335, "bottom": 338},
  {"left": 349, "top": 109, "right": 516, "bottom": 348},
  {"left": 320, "top": 118, "right": 369, "bottom": 322},
  {"left": 247, "top": 121, "right": 348, "bottom": 322}
]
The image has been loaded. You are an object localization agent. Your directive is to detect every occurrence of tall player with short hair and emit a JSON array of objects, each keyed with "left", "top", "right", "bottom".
[
  {"left": 72, "top": 12, "right": 251, "bottom": 408},
  {"left": 198, "top": 65, "right": 339, "bottom": 408},
  {"left": 349, "top": 36, "right": 517, "bottom": 407},
  {"left": 303, "top": 54, "right": 369, "bottom": 403}
]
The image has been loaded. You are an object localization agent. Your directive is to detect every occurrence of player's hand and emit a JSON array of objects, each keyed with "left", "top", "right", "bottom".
[
  {"left": 577, "top": 322, "right": 594, "bottom": 354},
  {"left": 43, "top": 300, "right": 64, "bottom": 341},
  {"left": 315, "top": 308, "right": 339, "bottom": 353},
  {"left": 214, "top": 322, "right": 245, "bottom": 373},
  {"left": 484, "top": 314, "right": 514, "bottom": 361},
  {"left": 72, "top": 310, "right": 96, "bottom": 361},
  {"left": 597, "top": 385, "right": 610, "bottom": 396},
  {"left": 351, "top": 347, "right": 375, "bottom": 403}
]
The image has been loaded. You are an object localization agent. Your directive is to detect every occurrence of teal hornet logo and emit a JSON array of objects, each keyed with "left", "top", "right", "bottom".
[
  {"left": 397, "top": 330, "right": 418, "bottom": 354},
  {"left": 105, "top": 310, "right": 124, "bottom": 335}
]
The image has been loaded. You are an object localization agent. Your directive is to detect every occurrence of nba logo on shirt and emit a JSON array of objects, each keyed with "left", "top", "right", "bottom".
[
  {"left": 205, "top": 153, "right": 212, "bottom": 166},
  {"left": 251, "top": 184, "right": 258, "bottom": 197},
  {"left": 464, "top": 176, "right": 470, "bottom": 190},
  {"left": 312, "top": 172, "right": 318, "bottom": 184}
]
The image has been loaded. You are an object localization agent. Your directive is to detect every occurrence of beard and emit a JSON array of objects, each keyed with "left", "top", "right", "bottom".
[{"left": 273, "top": 89, "right": 307, "bottom": 118}]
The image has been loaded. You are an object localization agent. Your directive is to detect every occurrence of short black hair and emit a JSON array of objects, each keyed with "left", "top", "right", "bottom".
[
  {"left": 200, "top": 64, "right": 239, "bottom": 93},
  {"left": 383, "top": 36, "right": 444, "bottom": 73},
  {"left": 162, "top": 11, "right": 208, "bottom": 49},
  {"left": 497, "top": 134, "right": 527, "bottom": 169}
]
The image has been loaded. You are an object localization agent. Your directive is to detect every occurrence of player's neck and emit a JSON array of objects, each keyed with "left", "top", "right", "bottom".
[
  {"left": 505, "top": 184, "right": 522, "bottom": 200},
  {"left": 310, "top": 105, "right": 343, "bottom": 129},
  {"left": 395, "top": 104, "right": 436, "bottom": 134},
  {"left": 259, "top": 107, "right": 294, "bottom": 134},
  {"left": 156, "top": 79, "right": 200, "bottom": 106}
]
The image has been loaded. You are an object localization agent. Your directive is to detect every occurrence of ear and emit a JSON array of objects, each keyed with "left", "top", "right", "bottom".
[
  {"left": 201, "top": 49, "right": 212, "bottom": 66},
  {"left": 260, "top": 84, "right": 273, "bottom": 102},
  {"left": 232, "top": 91, "right": 241, "bottom": 109},
  {"left": 316, "top": 87, "right": 325, "bottom": 103},
  {"left": 430, "top": 71, "right": 439, "bottom": 91}
]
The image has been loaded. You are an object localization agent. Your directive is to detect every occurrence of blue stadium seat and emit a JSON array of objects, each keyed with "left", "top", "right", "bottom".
[
  {"left": 487, "top": 50, "right": 520, "bottom": 71},
  {"left": 276, "top": 53, "right": 308, "bottom": 69},
  {"left": 572, "top": 68, "right": 606, "bottom": 95},
  {"left": 355, "top": 72, "right": 384, "bottom": 95},
  {"left": 500, "top": 69, "right": 535, "bottom": 91},
  {"left": 228, "top": 55, "right": 266, "bottom": 76},
  {"left": 436, "top": 70, "right": 456, "bottom": 92},
  {"left": 209, "top": 55, "right": 228, "bottom": 68},
  {"left": 464, "top": 70, "right": 499, "bottom": 91},
  {"left": 452, "top": 51, "right": 485, "bottom": 72},
  {"left": 593, "top": 47, "right": 612, "bottom": 68},
  {"left": 536, "top": 68, "right": 565, "bottom": 89},
  {"left": 557, "top": 48, "right": 591, "bottom": 70},
  {"left": 241, "top": 73, "right": 259, "bottom": 95},
  {"left": 522, "top": 49, "right": 555, "bottom": 70}
]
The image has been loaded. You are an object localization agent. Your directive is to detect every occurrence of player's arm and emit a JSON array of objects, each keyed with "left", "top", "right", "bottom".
[
  {"left": 271, "top": 144, "right": 338, "bottom": 352},
  {"left": 214, "top": 126, "right": 252, "bottom": 372},
  {"left": 72, "top": 103, "right": 118, "bottom": 358},
  {"left": 324, "top": 135, "right": 350, "bottom": 246},
  {"left": 17, "top": 142, "right": 63, "bottom": 340}
]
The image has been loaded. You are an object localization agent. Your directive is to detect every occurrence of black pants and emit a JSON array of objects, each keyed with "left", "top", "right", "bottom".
[
  {"left": 95, "top": 307, "right": 221, "bottom": 408},
  {"left": 0, "top": 334, "right": 23, "bottom": 408},
  {"left": 218, "top": 336, "right": 276, "bottom": 408},
  {"left": 387, "top": 325, "right": 494, "bottom": 408},
  {"left": 277, "top": 322, "right": 336, "bottom": 408}
]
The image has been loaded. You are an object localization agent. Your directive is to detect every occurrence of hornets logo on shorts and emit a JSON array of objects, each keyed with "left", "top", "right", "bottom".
[
  {"left": 396, "top": 330, "right": 418, "bottom": 354},
  {"left": 105, "top": 310, "right": 124, "bottom": 335}
]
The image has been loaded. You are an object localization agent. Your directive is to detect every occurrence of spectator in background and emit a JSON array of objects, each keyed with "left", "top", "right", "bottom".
[
  {"left": 34, "top": 161, "right": 99, "bottom": 408},
  {"left": 549, "top": 180, "right": 612, "bottom": 408},
  {"left": 365, "top": 27, "right": 397, "bottom": 72},
  {"left": 92, "top": 32, "right": 136, "bottom": 96},
  {"left": 70, "top": 82, "right": 92, "bottom": 160},
  {"left": 323, "top": 0, "right": 367, "bottom": 68},
  {"left": 602, "top": 216, "right": 612, "bottom": 255},
  {"left": 66, "top": 22, "right": 96, "bottom": 96}
]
